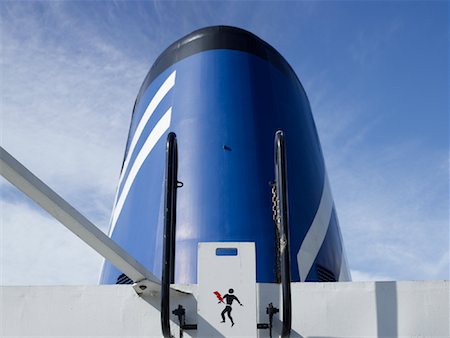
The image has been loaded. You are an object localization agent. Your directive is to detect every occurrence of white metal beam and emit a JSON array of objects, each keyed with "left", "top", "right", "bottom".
[{"left": 0, "top": 146, "right": 160, "bottom": 292}]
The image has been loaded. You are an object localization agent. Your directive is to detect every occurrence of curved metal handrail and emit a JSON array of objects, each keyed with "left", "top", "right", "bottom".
[
  {"left": 161, "top": 132, "right": 178, "bottom": 338},
  {"left": 274, "top": 130, "right": 292, "bottom": 338}
]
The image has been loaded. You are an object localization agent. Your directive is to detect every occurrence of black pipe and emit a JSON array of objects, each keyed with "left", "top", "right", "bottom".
[
  {"left": 274, "top": 130, "right": 292, "bottom": 338},
  {"left": 161, "top": 132, "right": 178, "bottom": 338}
]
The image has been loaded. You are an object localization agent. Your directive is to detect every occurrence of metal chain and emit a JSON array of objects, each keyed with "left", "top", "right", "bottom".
[
  {"left": 270, "top": 181, "right": 281, "bottom": 283},
  {"left": 271, "top": 182, "right": 281, "bottom": 227}
]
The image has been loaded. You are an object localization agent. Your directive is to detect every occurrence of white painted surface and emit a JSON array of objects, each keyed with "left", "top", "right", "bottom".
[
  {"left": 1, "top": 281, "right": 449, "bottom": 337},
  {"left": 198, "top": 242, "right": 257, "bottom": 337}
]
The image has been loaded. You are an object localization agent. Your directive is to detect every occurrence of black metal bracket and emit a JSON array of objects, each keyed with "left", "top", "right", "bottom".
[
  {"left": 257, "top": 302, "right": 279, "bottom": 338},
  {"left": 172, "top": 304, "right": 197, "bottom": 338},
  {"left": 274, "top": 130, "right": 292, "bottom": 338}
]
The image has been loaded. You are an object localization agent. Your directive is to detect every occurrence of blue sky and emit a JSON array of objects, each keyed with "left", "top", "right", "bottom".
[{"left": 1, "top": 1, "right": 448, "bottom": 284}]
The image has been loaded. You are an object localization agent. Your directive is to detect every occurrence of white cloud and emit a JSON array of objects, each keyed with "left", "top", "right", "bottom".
[
  {"left": 0, "top": 2, "right": 149, "bottom": 228},
  {"left": 0, "top": 2, "right": 146, "bottom": 284},
  {"left": 1, "top": 197, "right": 103, "bottom": 285},
  {"left": 348, "top": 18, "right": 402, "bottom": 67}
]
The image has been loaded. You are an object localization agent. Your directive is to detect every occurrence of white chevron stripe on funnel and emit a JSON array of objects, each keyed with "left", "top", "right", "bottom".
[
  {"left": 107, "top": 71, "right": 175, "bottom": 237},
  {"left": 117, "top": 71, "right": 176, "bottom": 198},
  {"left": 109, "top": 108, "right": 172, "bottom": 236},
  {"left": 297, "top": 174, "right": 334, "bottom": 281}
]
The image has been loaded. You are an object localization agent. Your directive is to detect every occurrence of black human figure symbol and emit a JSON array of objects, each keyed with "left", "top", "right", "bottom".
[{"left": 220, "top": 288, "right": 242, "bottom": 327}]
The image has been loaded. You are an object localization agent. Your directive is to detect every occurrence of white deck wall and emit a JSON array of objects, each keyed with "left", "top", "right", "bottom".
[{"left": 1, "top": 281, "right": 448, "bottom": 337}]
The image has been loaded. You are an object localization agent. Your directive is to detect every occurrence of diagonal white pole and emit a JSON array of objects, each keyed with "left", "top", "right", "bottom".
[{"left": 0, "top": 146, "right": 160, "bottom": 291}]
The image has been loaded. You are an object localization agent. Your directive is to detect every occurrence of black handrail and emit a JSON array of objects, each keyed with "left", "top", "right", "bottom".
[
  {"left": 161, "top": 132, "right": 178, "bottom": 338},
  {"left": 274, "top": 130, "right": 292, "bottom": 338}
]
